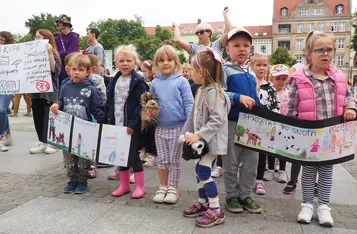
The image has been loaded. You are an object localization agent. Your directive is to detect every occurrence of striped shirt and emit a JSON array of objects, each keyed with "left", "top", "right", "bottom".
[
  {"left": 189, "top": 38, "right": 223, "bottom": 62},
  {"left": 287, "top": 67, "right": 355, "bottom": 120}
]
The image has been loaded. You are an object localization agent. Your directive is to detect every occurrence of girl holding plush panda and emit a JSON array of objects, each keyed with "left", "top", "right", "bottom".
[{"left": 181, "top": 48, "right": 230, "bottom": 228}]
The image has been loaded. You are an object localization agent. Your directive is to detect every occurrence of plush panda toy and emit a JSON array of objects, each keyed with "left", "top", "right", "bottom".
[{"left": 179, "top": 132, "right": 209, "bottom": 161}]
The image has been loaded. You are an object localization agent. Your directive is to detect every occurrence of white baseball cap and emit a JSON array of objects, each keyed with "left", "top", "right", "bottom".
[{"left": 227, "top": 27, "right": 253, "bottom": 43}]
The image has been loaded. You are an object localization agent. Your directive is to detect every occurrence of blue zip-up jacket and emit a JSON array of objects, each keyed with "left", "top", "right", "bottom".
[
  {"left": 222, "top": 63, "right": 260, "bottom": 121},
  {"left": 150, "top": 74, "right": 193, "bottom": 128}
]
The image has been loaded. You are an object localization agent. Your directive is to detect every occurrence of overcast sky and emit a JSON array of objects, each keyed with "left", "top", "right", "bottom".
[{"left": 1, "top": 0, "right": 357, "bottom": 36}]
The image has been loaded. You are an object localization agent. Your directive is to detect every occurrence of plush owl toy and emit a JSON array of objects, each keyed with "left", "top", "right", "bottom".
[{"left": 140, "top": 92, "right": 159, "bottom": 132}]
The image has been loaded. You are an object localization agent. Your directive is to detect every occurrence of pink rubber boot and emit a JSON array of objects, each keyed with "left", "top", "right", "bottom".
[
  {"left": 111, "top": 170, "right": 131, "bottom": 197},
  {"left": 131, "top": 171, "right": 145, "bottom": 199}
]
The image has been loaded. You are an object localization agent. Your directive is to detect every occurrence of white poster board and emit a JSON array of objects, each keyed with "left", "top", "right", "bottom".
[
  {"left": 0, "top": 40, "right": 53, "bottom": 94},
  {"left": 47, "top": 111, "right": 72, "bottom": 151},
  {"left": 98, "top": 124, "right": 131, "bottom": 167}
]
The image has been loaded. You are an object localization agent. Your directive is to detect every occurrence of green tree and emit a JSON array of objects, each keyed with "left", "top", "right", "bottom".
[
  {"left": 19, "top": 34, "right": 34, "bottom": 43},
  {"left": 270, "top": 48, "right": 297, "bottom": 67},
  {"left": 236, "top": 125, "right": 245, "bottom": 141},
  {"left": 352, "top": 12, "right": 357, "bottom": 54},
  {"left": 24, "top": 13, "right": 58, "bottom": 37},
  {"left": 79, "top": 36, "right": 87, "bottom": 50}
]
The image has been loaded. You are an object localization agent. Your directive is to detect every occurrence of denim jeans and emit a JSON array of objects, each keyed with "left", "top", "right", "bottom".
[{"left": 0, "top": 95, "right": 13, "bottom": 135}]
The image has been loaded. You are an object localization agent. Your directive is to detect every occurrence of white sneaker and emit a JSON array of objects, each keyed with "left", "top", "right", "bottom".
[
  {"left": 277, "top": 170, "right": 287, "bottom": 183},
  {"left": 163, "top": 186, "right": 179, "bottom": 204},
  {"left": 44, "top": 145, "right": 59, "bottom": 154},
  {"left": 152, "top": 186, "right": 168, "bottom": 203},
  {"left": 274, "top": 158, "right": 279, "bottom": 172},
  {"left": 263, "top": 170, "right": 274, "bottom": 181},
  {"left": 255, "top": 182, "right": 266, "bottom": 195},
  {"left": 317, "top": 204, "right": 334, "bottom": 227},
  {"left": 143, "top": 155, "right": 157, "bottom": 167},
  {"left": 0, "top": 143, "right": 8, "bottom": 152},
  {"left": 297, "top": 203, "right": 314, "bottom": 224},
  {"left": 211, "top": 166, "right": 223, "bottom": 178},
  {"left": 29, "top": 143, "right": 47, "bottom": 154}
]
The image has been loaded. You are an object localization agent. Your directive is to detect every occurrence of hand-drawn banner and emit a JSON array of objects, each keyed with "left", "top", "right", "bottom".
[
  {"left": 0, "top": 40, "right": 53, "bottom": 94},
  {"left": 235, "top": 107, "right": 356, "bottom": 166},
  {"left": 47, "top": 111, "right": 72, "bottom": 151}
]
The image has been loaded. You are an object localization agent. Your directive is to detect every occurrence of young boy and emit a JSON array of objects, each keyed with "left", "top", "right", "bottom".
[
  {"left": 51, "top": 53, "right": 104, "bottom": 194},
  {"left": 88, "top": 54, "right": 107, "bottom": 105},
  {"left": 222, "top": 27, "right": 262, "bottom": 214}
]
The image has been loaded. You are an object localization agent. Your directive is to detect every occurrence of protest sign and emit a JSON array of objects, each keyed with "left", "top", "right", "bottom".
[{"left": 47, "top": 111, "right": 72, "bottom": 151}]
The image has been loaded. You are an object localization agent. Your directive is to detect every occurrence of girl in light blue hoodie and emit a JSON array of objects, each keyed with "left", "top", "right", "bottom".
[{"left": 150, "top": 45, "right": 193, "bottom": 204}]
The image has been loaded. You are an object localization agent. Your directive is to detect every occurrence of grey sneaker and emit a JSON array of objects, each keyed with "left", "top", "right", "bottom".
[
  {"left": 0, "top": 143, "right": 8, "bottom": 152},
  {"left": 277, "top": 170, "right": 287, "bottom": 183},
  {"left": 263, "top": 170, "right": 274, "bottom": 181}
]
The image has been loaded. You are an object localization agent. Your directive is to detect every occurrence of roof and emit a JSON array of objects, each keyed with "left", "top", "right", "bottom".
[
  {"left": 274, "top": 0, "right": 351, "bottom": 19},
  {"left": 244, "top": 25, "right": 273, "bottom": 39}
]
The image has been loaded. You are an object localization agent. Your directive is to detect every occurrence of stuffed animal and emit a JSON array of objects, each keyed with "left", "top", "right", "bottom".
[
  {"left": 179, "top": 132, "right": 209, "bottom": 161},
  {"left": 140, "top": 92, "right": 159, "bottom": 132}
]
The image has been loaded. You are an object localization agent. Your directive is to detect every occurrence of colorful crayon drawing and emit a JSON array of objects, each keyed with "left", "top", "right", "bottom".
[{"left": 47, "top": 111, "right": 72, "bottom": 151}]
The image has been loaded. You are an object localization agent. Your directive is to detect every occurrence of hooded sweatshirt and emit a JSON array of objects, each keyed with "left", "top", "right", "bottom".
[
  {"left": 55, "top": 32, "right": 80, "bottom": 77},
  {"left": 150, "top": 74, "right": 194, "bottom": 128}
]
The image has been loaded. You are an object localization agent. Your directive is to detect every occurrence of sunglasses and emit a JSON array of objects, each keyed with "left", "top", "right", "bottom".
[{"left": 195, "top": 30, "right": 210, "bottom": 36}]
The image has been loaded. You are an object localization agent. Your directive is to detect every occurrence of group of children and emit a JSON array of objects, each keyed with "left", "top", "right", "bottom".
[{"left": 49, "top": 26, "right": 356, "bottom": 228}]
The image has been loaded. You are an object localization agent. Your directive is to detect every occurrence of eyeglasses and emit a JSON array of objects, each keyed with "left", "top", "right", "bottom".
[
  {"left": 195, "top": 30, "right": 210, "bottom": 36},
  {"left": 311, "top": 48, "right": 336, "bottom": 56}
]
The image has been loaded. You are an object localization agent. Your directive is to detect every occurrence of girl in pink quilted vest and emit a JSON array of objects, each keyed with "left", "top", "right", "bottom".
[{"left": 287, "top": 31, "right": 356, "bottom": 227}]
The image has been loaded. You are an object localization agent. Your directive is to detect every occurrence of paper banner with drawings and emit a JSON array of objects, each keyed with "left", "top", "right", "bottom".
[
  {"left": 47, "top": 111, "right": 72, "bottom": 151},
  {"left": 71, "top": 117, "right": 100, "bottom": 162},
  {"left": 235, "top": 107, "right": 356, "bottom": 166},
  {"left": 98, "top": 124, "right": 131, "bottom": 167},
  {"left": 0, "top": 40, "right": 53, "bottom": 94}
]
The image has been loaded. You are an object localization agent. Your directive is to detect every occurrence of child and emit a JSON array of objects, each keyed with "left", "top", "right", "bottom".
[
  {"left": 106, "top": 44, "right": 148, "bottom": 199},
  {"left": 50, "top": 54, "right": 104, "bottom": 194},
  {"left": 288, "top": 31, "right": 356, "bottom": 227},
  {"left": 141, "top": 60, "right": 154, "bottom": 83},
  {"left": 182, "top": 63, "right": 192, "bottom": 81},
  {"left": 87, "top": 54, "right": 107, "bottom": 105},
  {"left": 182, "top": 48, "right": 230, "bottom": 227},
  {"left": 150, "top": 45, "right": 193, "bottom": 204},
  {"left": 222, "top": 27, "right": 262, "bottom": 213}
]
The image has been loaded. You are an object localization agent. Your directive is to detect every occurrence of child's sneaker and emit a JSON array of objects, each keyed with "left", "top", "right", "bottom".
[
  {"left": 277, "top": 170, "right": 287, "bottom": 183},
  {"left": 211, "top": 166, "right": 223, "bottom": 178},
  {"left": 263, "top": 170, "right": 274, "bottom": 181},
  {"left": 297, "top": 203, "right": 314, "bottom": 224},
  {"left": 225, "top": 197, "right": 243, "bottom": 213},
  {"left": 108, "top": 168, "right": 120, "bottom": 180},
  {"left": 88, "top": 166, "right": 97, "bottom": 179},
  {"left": 317, "top": 204, "right": 333, "bottom": 227},
  {"left": 143, "top": 155, "right": 157, "bottom": 167},
  {"left": 74, "top": 184, "right": 88, "bottom": 194},
  {"left": 283, "top": 181, "right": 297, "bottom": 194},
  {"left": 196, "top": 209, "right": 225, "bottom": 228},
  {"left": 163, "top": 186, "right": 179, "bottom": 204},
  {"left": 63, "top": 182, "right": 77, "bottom": 193},
  {"left": 184, "top": 202, "right": 208, "bottom": 217},
  {"left": 254, "top": 183, "right": 266, "bottom": 195},
  {"left": 0, "top": 143, "right": 8, "bottom": 152},
  {"left": 238, "top": 197, "right": 262, "bottom": 213},
  {"left": 152, "top": 186, "right": 168, "bottom": 203}
]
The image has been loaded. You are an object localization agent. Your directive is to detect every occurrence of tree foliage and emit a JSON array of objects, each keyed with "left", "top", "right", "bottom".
[
  {"left": 24, "top": 13, "right": 59, "bottom": 37},
  {"left": 269, "top": 48, "right": 297, "bottom": 67}
]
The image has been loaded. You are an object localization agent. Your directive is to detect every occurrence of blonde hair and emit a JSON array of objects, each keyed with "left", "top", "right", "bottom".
[
  {"left": 250, "top": 53, "right": 270, "bottom": 81},
  {"left": 114, "top": 44, "right": 140, "bottom": 68},
  {"left": 195, "top": 22, "right": 214, "bottom": 34},
  {"left": 153, "top": 45, "right": 182, "bottom": 75},
  {"left": 182, "top": 63, "right": 192, "bottom": 70},
  {"left": 68, "top": 53, "right": 91, "bottom": 71}
]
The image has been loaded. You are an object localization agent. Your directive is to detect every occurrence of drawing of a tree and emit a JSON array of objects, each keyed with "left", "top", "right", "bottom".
[{"left": 236, "top": 125, "right": 246, "bottom": 141}]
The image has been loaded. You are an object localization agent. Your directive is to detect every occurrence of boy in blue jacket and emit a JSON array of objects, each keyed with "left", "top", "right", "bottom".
[{"left": 222, "top": 27, "right": 262, "bottom": 214}]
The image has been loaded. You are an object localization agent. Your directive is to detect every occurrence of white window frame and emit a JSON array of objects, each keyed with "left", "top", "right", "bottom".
[
  {"left": 313, "top": 8, "right": 318, "bottom": 15},
  {"left": 318, "top": 23, "right": 324, "bottom": 32},
  {"left": 307, "top": 23, "right": 314, "bottom": 32},
  {"left": 297, "top": 24, "right": 303, "bottom": 33},
  {"left": 261, "top": 45, "right": 267, "bottom": 53},
  {"left": 338, "top": 39, "right": 345, "bottom": 49},
  {"left": 337, "top": 5, "right": 343, "bottom": 14},
  {"left": 296, "top": 40, "right": 303, "bottom": 50},
  {"left": 319, "top": 8, "right": 324, "bottom": 15},
  {"left": 299, "top": 8, "right": 309, "bottom": 16},
  {"left": 296, "top": 56, "right": 302, "bottom": 64},
  {"left": 337, "top": 56, "right": 344, "bottom": 66},
  {"left": 339, "top": 23, "right": 346, "bottom": 32},
  {"left": 281, "top": 8, "right": 287, "bottom": 16},
  {"left": 331, "top": 23, "right": 337, "bottom": 32}
]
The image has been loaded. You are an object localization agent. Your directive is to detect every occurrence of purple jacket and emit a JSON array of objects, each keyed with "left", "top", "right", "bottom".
[{"left": 55, "top": 32, "right": 80, "bottom": 77}]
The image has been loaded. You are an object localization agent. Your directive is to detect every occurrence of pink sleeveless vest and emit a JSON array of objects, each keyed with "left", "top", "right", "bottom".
[{"left": 290, "top": 67, "right": 347, "bottom": 120}]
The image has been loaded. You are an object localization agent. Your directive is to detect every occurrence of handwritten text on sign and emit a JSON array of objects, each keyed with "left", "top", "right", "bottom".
[{"left": 0, "top": 40, "right": 53, "bottom": 94}]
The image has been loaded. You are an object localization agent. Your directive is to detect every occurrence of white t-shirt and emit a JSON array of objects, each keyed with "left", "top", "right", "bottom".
[{"left": 114, "top": 76, "right": 131, "bottom": 126}]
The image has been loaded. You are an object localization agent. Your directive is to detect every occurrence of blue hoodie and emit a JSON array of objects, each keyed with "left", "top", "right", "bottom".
[{"left": 150, "top": 74, "right": 193, "bottom": 128}]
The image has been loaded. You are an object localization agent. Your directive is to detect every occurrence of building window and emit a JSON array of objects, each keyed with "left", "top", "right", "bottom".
[
  {"left": 339, "top": 23, "right": 346, "bottom": 32},
  {"left": 261, "top": 45, "right": 267, "bottom": 53},
  {"left": 296, "top": 56, "right": 302, "bottom": 64},
  {"left": 331, "top": 23, "right": 337, "bottom": 32},
  {"left": 336, "top": 5, "right": 344, "bottom": 14},
  {"left": 312, "top": 8, "right": 323, "bottom": 15},
  {"left": 337, "top": 56, "right": 344, "bottom": 66},
  {"left": 278, "top": 41, "right": 290, "bottom": 50},
  {"left": 251, "top": 45, "right": 255, "bottom": 54},
  {"left": 318, "top": 23, "right": 324, "bottom": 32},
  {"left": 307, "top": 23, "right": 314, "bottom": 32},
  {"left": 296, "top": 40, "right": 303, "bottom": 50},
  {"left": 281, "top": 7, "right": 288, "bottom": 16},
  {"left": 299, "top": 8, "right": 309, "bottom": 16},
  {"left": 297, "top": 24, "right": 303, "bottom": 33},
  {"left": 338, "top": 39, "right": 345, "bottom": 49},
  {"left": 279, "top": 24, "right": 291, "bottom": 33}
]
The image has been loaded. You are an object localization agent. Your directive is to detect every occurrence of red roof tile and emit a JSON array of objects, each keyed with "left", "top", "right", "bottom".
[{"left": 244, "top": 25, "right": 273, "bottom": 39}]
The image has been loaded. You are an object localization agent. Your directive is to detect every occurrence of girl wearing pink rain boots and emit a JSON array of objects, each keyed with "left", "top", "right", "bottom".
[{"left": 106, "top": 44, "right": 148, "bottom": 199}]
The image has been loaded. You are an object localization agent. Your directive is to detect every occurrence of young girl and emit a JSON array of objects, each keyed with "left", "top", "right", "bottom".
[
  {"left": 182, "top": 48, "right": 230, "bottom": 228},
  {"left": 288, "top": 31, "right": 356, "bottom": 227},
  {"left": 141, "top": 60, "right": 154, "bottom": 83},
  {"left": 150, "top": 45, "right": 193, "bottom": 204},
  {"left": 87, "top": 54, "right": 107, "bottom": 105},
  {"left": 250, "top": 53, "right": 282, "bottom": 195},
  {"left": 106, "top": 44, "right": 148, "bottom": 199}
]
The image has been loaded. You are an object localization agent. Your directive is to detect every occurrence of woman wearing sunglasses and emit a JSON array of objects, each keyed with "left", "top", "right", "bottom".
[{"left": 173, "top": 7, "right": 232, "bottom": 61}]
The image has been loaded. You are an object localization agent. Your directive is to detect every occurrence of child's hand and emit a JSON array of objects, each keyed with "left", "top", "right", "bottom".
[
  {"left": 50, "top": 103, "right": 59, "bottom": 115},
  {"left": 185, "top": 134, "right": 200, "bottom": 145},
  {"left": 240, "top": 95, "right": 255, "bottom": 110},
  {"left": 172, "top": 22, "right": 179, "bottom": 28},
  {"left": 223, "top": 6, "right": 229, "bottom": 15},
  {"left": 344, "top": 109, "right": 356, "bottom": 121},
  {"left": 127, "top": 127, "right": 134, "bottom": 135}
]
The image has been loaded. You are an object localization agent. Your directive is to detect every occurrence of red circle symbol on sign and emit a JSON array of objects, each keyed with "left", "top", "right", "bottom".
[{"left": 36, "top": 80, "right": 50, "bottom": 92}]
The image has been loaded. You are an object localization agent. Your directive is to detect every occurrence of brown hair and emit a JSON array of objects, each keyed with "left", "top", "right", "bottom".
[
  {"left": 153, "top": 45, "right": 182, "bottom": 75},
  {"left": 0, "top": 31, "right": 15, "bottom": 44},
  {"left": 87, "top": 54, "right": 100, "bottom": 67},
  {"left": 37, "top": 29, "right": 60, "bottom": 60},
  {"left": 68, "top": 53, "right": 91, "bottom": 71},
  {"left": 250, "top": 53, "right": 270, "bottom": 81},
  {"left": 141, "top": 60, "right": 153, "bottom": 71}
]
